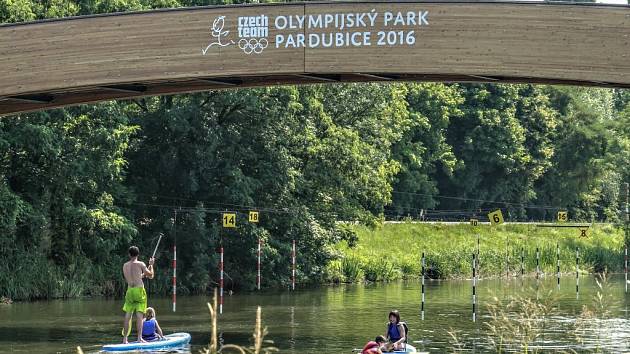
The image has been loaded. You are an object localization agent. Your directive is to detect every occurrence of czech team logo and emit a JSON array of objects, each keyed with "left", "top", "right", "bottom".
[{"left": 202, "top": 15, "right": 269, "bottom": 55}]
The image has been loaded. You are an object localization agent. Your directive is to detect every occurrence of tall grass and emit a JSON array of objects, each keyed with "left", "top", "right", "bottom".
[
  {"left": 447, "top": 273, "right": 618, "bottom": 353},
  {"left": 201, "top": 288, "right": 278, "bottom": 354},
  {"left": 333, "top": 223, "right": 624, "bottom": 282}
]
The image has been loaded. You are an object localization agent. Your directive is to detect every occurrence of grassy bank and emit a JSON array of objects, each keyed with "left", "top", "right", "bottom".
[{"left": 327, "top": 223, "right": 626, "bottom": 282}]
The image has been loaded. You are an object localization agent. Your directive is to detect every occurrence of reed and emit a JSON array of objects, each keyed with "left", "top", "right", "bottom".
[
  {"left": 335, "top": 223, "right": 624, "bottom": 282},
  {"left": 445, "top": 272, "right": 617, "bottom": 353},
  {"left": 201, "top": 288, "right": 278, "bottom": 354}
]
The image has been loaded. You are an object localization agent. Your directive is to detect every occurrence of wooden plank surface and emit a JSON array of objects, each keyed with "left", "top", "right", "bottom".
[
  {"left": 0, "top": 2, "right": 629, "bottom": 114},
  {"left": 0, "top": 4, "right": 306, "bottom": 96},
  {"left": 303, "top": 3, "right": 630, "bottom": 83}
]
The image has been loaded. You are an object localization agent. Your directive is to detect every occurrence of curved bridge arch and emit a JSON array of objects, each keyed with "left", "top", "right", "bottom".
[{"left": 1, "top": 1, "right": 629, "bottom": 115}]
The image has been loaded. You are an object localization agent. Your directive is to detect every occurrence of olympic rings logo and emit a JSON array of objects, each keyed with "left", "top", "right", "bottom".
[{"left": 238, "top": 38, "right": 268, "bottom": 54}]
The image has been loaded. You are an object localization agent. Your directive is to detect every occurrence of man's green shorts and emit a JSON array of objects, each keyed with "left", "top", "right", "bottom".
[{"left": 122, "top": 287, "right": 147, "bottom": 314}]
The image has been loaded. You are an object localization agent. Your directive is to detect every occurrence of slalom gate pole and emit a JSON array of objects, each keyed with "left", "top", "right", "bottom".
[
  {"left": 576, "top": 247, "right": 579, "bottom": 298},
  {"left": 521, "top": 248, "right": 525, "bottom": 276},
  {"left": 292, "top": 240, "right": 296, "bottom": 291},
  {"left": 536, "top": 247, "right": 540, "bottom": 279},
  {"left": 472, "top": 253, "right": 476, "bottom": 322},
  {"left": 506, "top": 237, "right": 509, "bottom": 278},
  {"left": 257, "top": 238, "right": 262, "bottom": 290},
  {"left": 556, "top": 244, "right": 560, "bottom": 289},
  {"left": 477, "top": 234, "right": 480, "bottom": 276},
  {"left": 172, "top": 244, "right": 177, "bottom": 312},
  {"left": 220, "top": 246, "right": 224, "bottom": 314},
  {"left": 421, "top": 252, "right": 425, "bottom": 320},
  {"left": 172, "top": 209, "right": 177, "bottom": 312}
]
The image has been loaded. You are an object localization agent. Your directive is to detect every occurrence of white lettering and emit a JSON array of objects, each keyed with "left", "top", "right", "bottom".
[
  {"left": 363, "top": 31, "right": 371, "bottom": 45},
  {"left": 324, "top": 14, "right": 334, "bottom": 28},
  {"left": 275, "top": 16, "right": 287, "bottom": 30},
  {"left": 286, "top": 34, "right": 296, "bottom": 47},
  {"left": 335, "top": 32, "right": 344, "bottom": 46},
  {"left": 309, "top": 15, "right": 322, "bottom": 29},
  {"left": 322, "top": 33, "right": 333, "bottom": 47},
  {"left": 406, "top": 12, "right": 416, "bottom": 26},
  {"left": 309, "top": 33, "right": 320, "bottom": 47},
  {"left": 367, "top": 9, "right": 378, "bottom": 27},
  {"left": 356, "top": 13, "right": 366, "bottom": 27},
  {"left": 351, "top": 32, "right": 362, "bottom": 46},
  {"left": 296, "top": 15, "right": 305, "bottom": 29},
  {"left": 419, "top": 11, "right": 429, "bottom": 25},
  {"left": 384, "top": 12, "right": 393, "bottom": 26},
  {"left": 346, "top": 13, "right": 355, "bottom": 28},
  {"left": 394, "top": 12, "right": 405, "bottom": 26},
  {"left": 275, "top": 34, "right": 285, "bottom": 48}
]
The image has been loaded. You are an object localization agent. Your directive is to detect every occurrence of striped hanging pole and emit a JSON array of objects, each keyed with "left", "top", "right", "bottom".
[
  {"left": 576, "top": 247, "right": 579, "bottom": 298},
  {"left": 556, "top": 244, "right": 560, "bottom": 289},
  {"left": 172, "top": 244, "right": 177, "bottom": 312},
  {"left": 172, "top": 209, "right": 177, "bottom": 313},
  {"left": 257, "top": 238, "right": 262, "bottom": 290},
  {"left": 506, "top": 237, "right": 509, "bottom": 278},
  {"left": 292, "top": 240, "right": 296, "bottom": 291},
  {"left": 220, "top": 246, "right": 224, "bottom": 314},
  {"left": 472, "top": 253, "right": 476, "bottom": 322},
  {"left": 476, "top": 234, "right": 480, "bottom": 276},
  {"left": 421, "top": 252, "right": 425, "bottom": 320},
  {"left": 625, "top": 246, "right": 628, "bottom": 293},
  {"left": 521, "top": 248, "right": 524, "bottom": 276},
  {"left": 536, "top": 247, "right": 540, "bottom": 279}
]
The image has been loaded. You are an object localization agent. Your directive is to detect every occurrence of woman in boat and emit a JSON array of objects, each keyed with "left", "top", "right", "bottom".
[
  {"left": 142, "top": 307, "right": 164, "bottom": 341},
  {"left": 361, "top": 335, "right": 387, "bottom": 354},
  {"left": 384, "top": 310, "right": 406, "bottom": 351}
]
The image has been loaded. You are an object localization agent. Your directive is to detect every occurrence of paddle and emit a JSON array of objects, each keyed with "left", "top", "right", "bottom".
[
  {"left": 151, "top": 233, "right": 163, "bottom": 259},
  {"left": 122, "top": 235, "right": 163, "bottom": 337}
]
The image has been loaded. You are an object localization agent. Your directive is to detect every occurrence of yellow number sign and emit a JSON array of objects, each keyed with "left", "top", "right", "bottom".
[
  {"left": 249, "top": 211, "right": 259, "bottom": 223},
  {"left": 488, "top": 209, "right": 504, "bottom": 225},
  {"left": 579, "top": 227, "right": 589, "bottom": 238},
  {"left": 222, "top": 213, "right": 236, "bottom": 228},
  {"left": 557, "top": 211, "right": 568, "bottom": 223},
  {"left": 470, "top": 219, "right": 479, "bottom": 226}
]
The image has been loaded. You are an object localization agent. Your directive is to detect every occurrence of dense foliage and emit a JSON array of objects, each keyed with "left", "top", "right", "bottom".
[{"left": 0, "top": 1, "right": 628, "bottom": 300}]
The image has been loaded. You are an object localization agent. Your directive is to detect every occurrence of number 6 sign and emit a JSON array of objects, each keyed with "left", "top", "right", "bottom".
[{"left": 488, "top": 209, "right": 504, "bottom": 225}]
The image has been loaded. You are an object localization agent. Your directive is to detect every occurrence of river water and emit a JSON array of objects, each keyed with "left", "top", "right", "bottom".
[{"left": 2, "top": 275, "right": 630, "bottom": 353}]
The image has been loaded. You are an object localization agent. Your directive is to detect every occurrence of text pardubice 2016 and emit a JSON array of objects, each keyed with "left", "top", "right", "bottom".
[{"left": 273, "top": 10, "right": 429, "bottom": 49}]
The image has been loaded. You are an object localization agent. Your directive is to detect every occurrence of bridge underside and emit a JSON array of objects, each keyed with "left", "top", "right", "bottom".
[
  {"left": 2, "top": 72, "right": 626, "bottom": 116},
  {"left": 1, "top": 2, "right": 629, "bottom": 116}
]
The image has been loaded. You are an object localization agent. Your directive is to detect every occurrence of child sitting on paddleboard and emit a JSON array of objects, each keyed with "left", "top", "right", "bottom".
[
  {"left": 384, "top": 310, "right": 407, "bottom": 351},
  {"left": 142, "top": 307, "right": 164, "bottom": 341},
  {"left": 361, "top": 335, "right": 387, "bottom": 354}
]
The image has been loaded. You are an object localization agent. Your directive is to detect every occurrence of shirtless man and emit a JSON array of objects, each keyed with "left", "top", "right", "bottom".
[{"left": 122, "top": 246, "right": 155, "bottom": 344}]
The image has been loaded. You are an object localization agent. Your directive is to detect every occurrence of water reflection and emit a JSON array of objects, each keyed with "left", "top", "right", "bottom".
[{"left": 1, "top": 275, "right": 630, "bottom": 353}]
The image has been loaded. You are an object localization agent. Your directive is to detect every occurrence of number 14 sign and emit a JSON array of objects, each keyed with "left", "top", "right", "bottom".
[{"left": 223, "top": 213, "right": 236, "bottom": 228}]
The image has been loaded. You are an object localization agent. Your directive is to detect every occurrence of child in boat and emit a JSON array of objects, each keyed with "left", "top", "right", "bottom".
[
  {"left": 384, "top": 310, "right": 406, "bottom": 351},
  {"left": 142, "top": 307, "right": 164, "bottom": 341},
  {"left": 361, "top": 335, "right": 386, "bottom": 354}
]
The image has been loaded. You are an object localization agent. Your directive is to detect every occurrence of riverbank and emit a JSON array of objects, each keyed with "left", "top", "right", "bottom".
[{"left": 327, "top": 223, "right": 625, "bottom": 282}]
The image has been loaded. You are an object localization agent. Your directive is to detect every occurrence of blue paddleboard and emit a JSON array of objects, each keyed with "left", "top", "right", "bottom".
[{"left": 102, "top": 332, "right": 191, "bottom": 352}]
